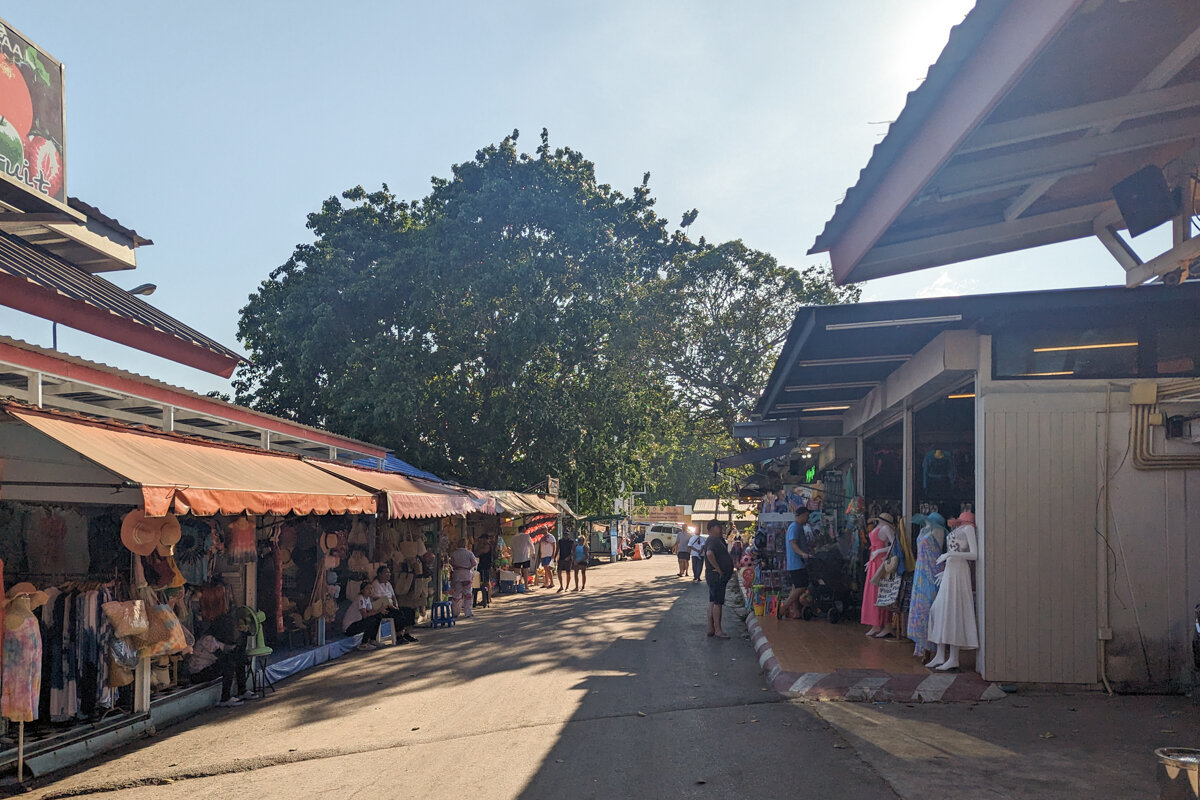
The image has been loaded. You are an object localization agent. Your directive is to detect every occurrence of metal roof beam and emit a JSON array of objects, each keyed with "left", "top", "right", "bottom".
[
  {"left": 933, "top": 113, "right": 1200, "bottom": 197},
  {"left": 960, "top": 80, "right": 1200, "bottom": 155}
]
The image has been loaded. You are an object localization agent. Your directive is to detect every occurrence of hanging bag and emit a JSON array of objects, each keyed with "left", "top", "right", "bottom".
[
  {"left": 102, "top": 600, "right": 149, "bottom": 638},
  {"left": 874, "top": 538, "right": 903, "bottom": 607}
]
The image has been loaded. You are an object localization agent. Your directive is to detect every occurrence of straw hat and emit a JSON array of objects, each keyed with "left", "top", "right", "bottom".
[
  {"left": 3, "top": 582, "right": 48, "bottom": 610},
  {"left": 158, "top": 516, "right": 182, "bottom": 547},
  {"left": 121, "top": 509, "right": 164, "bottom": 556}
]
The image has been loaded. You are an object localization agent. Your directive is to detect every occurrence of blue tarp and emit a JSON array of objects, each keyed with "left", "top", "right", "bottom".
[
  {"left": 352, "top": 453, "right": 445, "bottom": 483},
  {"left": 263, "top": 636, "right": 360, "bottom": 685}
]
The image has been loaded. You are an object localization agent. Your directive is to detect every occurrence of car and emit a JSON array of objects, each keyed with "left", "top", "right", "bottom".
[{"left": 644, "top": 523, "right": 688, "bottom": 553}]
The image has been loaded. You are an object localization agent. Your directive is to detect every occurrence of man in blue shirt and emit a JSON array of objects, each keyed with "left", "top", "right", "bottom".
[{"left": 780, "top": 507, "right": 812, "bottom": 620}]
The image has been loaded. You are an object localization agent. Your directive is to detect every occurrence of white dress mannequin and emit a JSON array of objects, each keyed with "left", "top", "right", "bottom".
[{"left": 925, "top": 521, "right": 979, "bottom": 670}]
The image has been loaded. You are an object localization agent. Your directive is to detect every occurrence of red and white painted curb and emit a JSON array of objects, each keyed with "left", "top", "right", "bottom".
[{"left": 741, "top": 606, "right": 1006, "bottom": 703}]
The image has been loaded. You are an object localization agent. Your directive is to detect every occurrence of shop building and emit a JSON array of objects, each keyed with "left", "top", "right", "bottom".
[{"left": 742, "top": 0, "right": 1200, "bottom": 691}]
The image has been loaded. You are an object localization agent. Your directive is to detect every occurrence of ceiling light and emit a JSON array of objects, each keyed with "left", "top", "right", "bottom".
[
  {"left": 801, "top": 405, "right": 851, "bottom": 412},
  {"left": 784, "top": 381, "right": 878, "bottom": 392},
  {"left": 947, "top": 393, "right": 975, "bottom": 399},
  {"left": 796, "top": 354, "right": 912, "bottom": 367},
  {"left": 1032, "top": 342, "right": 1138, "bottom": 353},
  {"left": 825, "top": 314, "right": 961, "bottom": 331},
  {"left": 807, "top": 443, "right": 821, "bottom": 448},
  {"left": 1020, "top": 371, "right": 1074, "bottom": 377}
]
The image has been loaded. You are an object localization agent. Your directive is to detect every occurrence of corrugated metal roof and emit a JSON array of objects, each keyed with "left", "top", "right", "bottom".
[
  {"left": 352, "top": 453, "right": 445, "bottom": 483},
  {"left": 0, "top": 230, "right": 243, "bottom": 366},
  {"left": 0, "top": 333, "right": 386, "bottom": 456},
  {"left": 67, "top": 198, "right": 152, "bottom": 246},
  {"left": 809, "top": 1, "right": 999, "bottom": 255}
]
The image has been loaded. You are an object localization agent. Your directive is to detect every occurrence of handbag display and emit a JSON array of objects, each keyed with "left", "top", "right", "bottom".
[{"left": 102, "top": 600, "right": 149, "bottom": 638}]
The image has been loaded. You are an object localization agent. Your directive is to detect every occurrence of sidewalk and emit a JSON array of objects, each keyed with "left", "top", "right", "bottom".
[{"left": 731, "top": 575, "right": 1004, "bottom": 702}]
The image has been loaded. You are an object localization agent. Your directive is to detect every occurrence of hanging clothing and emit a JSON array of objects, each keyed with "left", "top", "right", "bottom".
[
  {"left": 906, "top": 527, "right": 945, "bottom": 655},
  {"left": 860, "top": 524, "right": 892, "bottom": 627},
  {"left": 921, "top": 449, "right": 956, "bottom": 491},
  {"left": 3, "top": 612, "right": 42, "bottom": 722},
  {"left": 927, "top": 524, "right": 979, "bottom": 649}
]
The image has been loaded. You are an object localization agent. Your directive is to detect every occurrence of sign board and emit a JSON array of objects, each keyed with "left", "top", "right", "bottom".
[
  {"left": 0, "top": 20, "right": 66, "bottom": 203},
  {"left": 546, "top": 476, "right": 560, "bottom": 497},
  {"left": 633, "top": 506, "right": 688, "bottom": 524},
  {"left": 805, "top": 465, "right": 817, "bottom": 483}
]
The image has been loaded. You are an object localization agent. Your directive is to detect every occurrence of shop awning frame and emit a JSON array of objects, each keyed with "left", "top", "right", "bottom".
[
  {"left": 306, "top": 460, "right": 495, "bottom": 519},
  {"left": 5, "top": 406, "right": 377, "bottom": 517},
  {"left": 488, "top": 490, "right": 562, "bottom": 517}
]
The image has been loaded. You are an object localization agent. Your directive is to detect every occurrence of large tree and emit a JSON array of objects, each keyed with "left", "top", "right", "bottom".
[{"left": 234, "top": 131, "right": 856, "bottom": 512}]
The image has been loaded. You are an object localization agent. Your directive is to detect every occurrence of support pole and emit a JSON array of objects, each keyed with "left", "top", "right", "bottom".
[{"left": 17, "top": 721, "right": 23, "bottom": 783}]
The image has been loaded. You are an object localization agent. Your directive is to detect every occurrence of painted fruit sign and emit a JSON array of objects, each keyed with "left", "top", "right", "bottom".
[{"left": 0, "top": 19, "right": 64, "bottom": 203}]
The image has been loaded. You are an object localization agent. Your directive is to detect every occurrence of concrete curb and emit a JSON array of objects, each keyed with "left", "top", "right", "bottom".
[{"left": 736, "top": 582, "right": 1005, "bottom": 703}]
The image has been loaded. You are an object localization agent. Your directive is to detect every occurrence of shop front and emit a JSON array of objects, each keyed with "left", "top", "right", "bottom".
[
  {"left": 745, "top": 283, "right": 1200, "bottom": 691},
  {"left": 0, "top": 402, "right": 379, "bottom": 774}
]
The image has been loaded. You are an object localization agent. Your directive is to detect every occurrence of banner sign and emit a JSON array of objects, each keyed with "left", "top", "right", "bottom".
[
  {"left": 634, "top": 506, "right": 688, "bottom": 524},
  {"left": 0, "top": 19, "right": 65, "bottom": 203}
]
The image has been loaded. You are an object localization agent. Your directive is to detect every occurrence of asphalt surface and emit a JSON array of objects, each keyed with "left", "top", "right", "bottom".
[
  {"left": 22, "top": 556, "right": 1196, "bottom": 799},
  {"left": 25, "top": 557, "right": 895, "bottom": 799}
]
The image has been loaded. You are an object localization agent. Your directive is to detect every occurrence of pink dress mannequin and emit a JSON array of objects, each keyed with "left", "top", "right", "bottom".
[{"left": 860, "top": 517, "right": 895, "bottom": 635}]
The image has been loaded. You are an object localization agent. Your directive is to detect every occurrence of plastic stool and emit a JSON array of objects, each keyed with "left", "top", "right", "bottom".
[
  {"left": 377, "top": 618, "right": 396, "bottom": 645},
  {"left": 430, "top": 601, "right": 455, "bottom": 628}
]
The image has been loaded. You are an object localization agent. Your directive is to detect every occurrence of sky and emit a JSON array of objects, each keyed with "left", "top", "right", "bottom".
[{"left": 1, "top": 1, "right": 1158, "bottom": 395}]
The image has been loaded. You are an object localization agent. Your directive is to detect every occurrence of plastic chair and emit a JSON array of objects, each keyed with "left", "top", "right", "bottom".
[
  {"left": 377, "top": 618, "right": 396, "bottom": 645},
  {"left": 430, "top": 601, "right": 455, "bottom": 628}
]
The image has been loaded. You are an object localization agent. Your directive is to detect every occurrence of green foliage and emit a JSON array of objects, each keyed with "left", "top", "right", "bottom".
[{"left": 234, "top": 131, "right": 855, "bottom": 513}]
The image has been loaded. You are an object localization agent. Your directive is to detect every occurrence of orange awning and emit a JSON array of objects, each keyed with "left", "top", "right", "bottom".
[
  {"left": 11, "top": 409, "right": 376, "bottom": 517},
  {"left": 308, "top": 460, "right": 493, "bottom": 519}
]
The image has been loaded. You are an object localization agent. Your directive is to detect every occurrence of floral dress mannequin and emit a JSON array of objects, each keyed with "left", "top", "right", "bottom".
[
  {"left": 906, "top": 512, "right": 946, "bottom": 658},
  {"left": 926, "top": 511, "right": 979, "bottom": 670}
]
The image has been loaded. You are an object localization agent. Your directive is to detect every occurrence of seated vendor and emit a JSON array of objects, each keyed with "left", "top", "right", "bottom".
[
  {"left": 187, "top": 613, "right": 250, "bottom": 707},
  {"left": 343, "top": 581, "right": 382, "bottom": 650}
]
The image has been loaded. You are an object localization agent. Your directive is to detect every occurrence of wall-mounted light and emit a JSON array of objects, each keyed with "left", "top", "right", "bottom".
[{"left": 1032, "top": 341, "right": 1136, "bottom": 353}]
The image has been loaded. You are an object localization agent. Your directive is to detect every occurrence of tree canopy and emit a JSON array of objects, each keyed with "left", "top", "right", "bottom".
[{"left": 234, "top": 130, "right": 856, "bottom": 512}]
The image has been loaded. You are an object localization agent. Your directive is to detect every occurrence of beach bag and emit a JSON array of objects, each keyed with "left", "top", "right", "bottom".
[
  {"left": 874, "top": 539, "right": 903, "bottom": 607},
  {"left": 139, "top": 604, "right": 189, "bottom": 657},
  {"left": 102, "top": 600, "right": 149, "bottom": 638},
  {"left": 109, "top": 637, "right": 140, "bottom": 669}
]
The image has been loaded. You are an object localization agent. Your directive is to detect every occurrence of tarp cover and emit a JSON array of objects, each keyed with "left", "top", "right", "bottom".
[
  {"left": 488, "top": 490, "right": 561, "bottom": 516},
  {"left": 309, "top": 460, "right": 491, "bottom": 519},
  {"left": 11, "top": 410, "right": 377, "bottom": 517}
]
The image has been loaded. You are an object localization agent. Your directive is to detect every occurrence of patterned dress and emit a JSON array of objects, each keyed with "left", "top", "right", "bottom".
[
  {"left": 906, "top": 528, "right": 944, "bottom": 656},
  {"left": 2, "top": 611, "right": 42, "bottom": 722}
]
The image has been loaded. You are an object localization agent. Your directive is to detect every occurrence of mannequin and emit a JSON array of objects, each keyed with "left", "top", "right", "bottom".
[
  {"left": 906, "top": 512, "right": 947, "bottom": 658},
  {"left": 925, "top": 511, "right": 979, "bottom": 670},
  {"left": 860, "top": 513, "right": 896, "bottom": 637},
  {"left": 2, "top": 584, "right": 47, "bottom": 723}
]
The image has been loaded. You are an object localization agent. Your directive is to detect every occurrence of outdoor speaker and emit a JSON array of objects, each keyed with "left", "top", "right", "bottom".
[{"left": 1112, "top": 165, "right": 1178, "bottom": 237}]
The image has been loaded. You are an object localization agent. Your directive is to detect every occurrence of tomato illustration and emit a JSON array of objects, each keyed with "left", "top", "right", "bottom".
[
  {"left": 25, "top": 135, "right": 62, "bottom": 197},
  {"left": 0, "top": 55, "right": 31, "bottom": 141}
]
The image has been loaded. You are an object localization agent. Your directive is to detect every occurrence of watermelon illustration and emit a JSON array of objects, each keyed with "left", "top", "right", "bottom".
[{"left": 0, "top": 116, "right": 24, "bottom": 173}]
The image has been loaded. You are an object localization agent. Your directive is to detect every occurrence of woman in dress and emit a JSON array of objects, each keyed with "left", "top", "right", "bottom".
[
  {"left": 860, "top": 513, "right": 896, "bottom": 636},
  {"left": 926, "top": 511, "right": 979, "bottom": 670},
  {"left": 906, "top": 512, "right": 946, "bottom": 658}
]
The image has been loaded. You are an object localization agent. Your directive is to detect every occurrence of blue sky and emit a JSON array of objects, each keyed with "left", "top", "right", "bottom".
[{"left": 1, "top": 2, "right": 1152, "bottom": 394}]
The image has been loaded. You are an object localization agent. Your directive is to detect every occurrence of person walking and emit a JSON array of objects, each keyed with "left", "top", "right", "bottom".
[
  {"left": 538, "top": 532, "right": 557, "bottom": 589},
  {"left": 675, "top": 527, "right": 692, "bottom": 577},
  {"left": 572, "top": 535, "right": 589, "bottom": 591},
  {"left": 449, "top": 540, "right": 478, "bottom": 618},
  {"left": 780, "top": 508, "right": 813, "bottom": 620},
  {"left": 510, "top": 526, "right": 535, "bottom": 589},
  {"left": 556, "top": 528, "right": 575, "bottom": 593},
  {"left": 474, "top": 532, "right": 494, "bottom": 607},
  {"left": 689, "top": 529, "right": 706, "bottom": 582},
  {"left": 704, "top": 521, "right": 734, "bottom": 638}
]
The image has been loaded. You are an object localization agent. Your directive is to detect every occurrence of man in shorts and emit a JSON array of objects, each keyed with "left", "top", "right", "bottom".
[
  {"left": 704, "top": 520, "right": 734, "bottom": 638},
  {"left": 556, "top": 529, "right": 575, "bottom": 592},
  {"left": 537, "top": 532, "right": 557, "bottom": 588},
  {"left": 675, "top": 527, "right": 692, "bottom": 577},
  {"left": 510, "top": 526, "right": 535, "bottom": 588},
  {"left": 780, "top": 507, "right": 813, "bottom": 620}
]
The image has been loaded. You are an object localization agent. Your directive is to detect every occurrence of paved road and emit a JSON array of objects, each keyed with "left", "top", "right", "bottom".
[
  {"left": 25, "top": 556, "right": 1197, "bottom": 799},
  {"left": 27, "top": 557, "right": 894, "bottom": 799}
]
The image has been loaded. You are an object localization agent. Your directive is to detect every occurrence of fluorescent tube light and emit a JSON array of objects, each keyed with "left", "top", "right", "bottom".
[
  {"left": 947, "top": 393, "right": 975, "bottom": 399},
  {"left": 1020, "top": 371, "right": 1074, "bottom": 377},
  {"left": 825, "top": 314, "right": 962, "bottom": 331},
  {"left": 802, "top": 405, "right": 851, "bottom": 412},
  {"left": 1032, "top": 342, "right": 1138, "bottom": 353}
]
